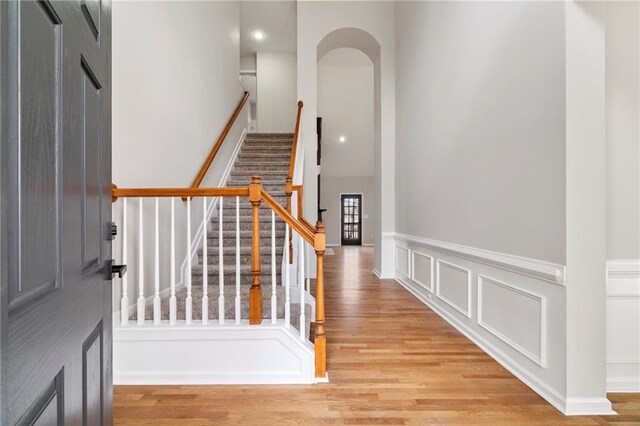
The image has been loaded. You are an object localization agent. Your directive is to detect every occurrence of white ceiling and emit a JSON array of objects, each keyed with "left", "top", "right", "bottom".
[
  {"left": 240, "top": 1, "right": 297, "bottom": 57},
  {"left": 318, "top": 48, "right": 374, "bottom": 178}
]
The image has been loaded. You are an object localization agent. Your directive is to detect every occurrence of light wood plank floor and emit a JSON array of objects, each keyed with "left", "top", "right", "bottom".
[{"left": 114, "top": 246, "right": 640, "bottom": 425}]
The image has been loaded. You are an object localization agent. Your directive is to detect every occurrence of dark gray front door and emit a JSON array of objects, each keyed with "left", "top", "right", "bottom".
[{"left": 1, "top": 0, "right": 112, "bottom": 424}]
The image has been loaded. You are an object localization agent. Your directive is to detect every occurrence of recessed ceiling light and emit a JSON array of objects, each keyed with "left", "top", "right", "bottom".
[
  {"left": 339, "top": 136, "right": 346, "bottom": 143},
  {"left": 252, "top": 31, "right": 265, "bottom": 40}
]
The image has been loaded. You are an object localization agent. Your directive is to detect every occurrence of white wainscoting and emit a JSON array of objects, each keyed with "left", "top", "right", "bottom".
[
  {"left": 436, "top": 260, "right": 472, "bottom": 318},
  {"left": 606, "top": 260, "right": 640, "bottom": 392},
  {"left": 393, "top": 234, "right": 579, "bottom": 415},
  {"left": 478, "top": 275, "right": 547, "bottom": 368},
  {"left": 411, "top": 251, "right": 434, "bottom": 292}
]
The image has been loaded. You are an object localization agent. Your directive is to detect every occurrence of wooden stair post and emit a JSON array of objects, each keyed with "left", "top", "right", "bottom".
[
  {"left": 249, "top": 175, "right": 263, "bottom": 324},
  {"left": 285, "top": 177, "right": 293, "bottom": 264},
  {"left": 314, "top": 221, "right": 326, "bottom": 378}
]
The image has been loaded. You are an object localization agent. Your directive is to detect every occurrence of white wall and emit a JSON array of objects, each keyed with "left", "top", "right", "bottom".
[
  {"left": 297, "top": 0, "right": 396, "bottom": 275},
  {"left": 605, "top": 1, "right": 640, "bottom": 393},
  {"left": 257, "top": 52, "right": 297, "bottom": 133},
  {"left": 318, "top": 48, "right": 374, "bottom": 177},
  {"left": 394, "top": 1, "right": 614, "bottom": 415},
  {"left": 395, "top": 1, "right": 566, "bottom": 264},
  {"left": 112, "top": 1, "right": 245, "bottom": 312},
  {"left": 321, "top": 177, "right": 374, "bottom": 246}
]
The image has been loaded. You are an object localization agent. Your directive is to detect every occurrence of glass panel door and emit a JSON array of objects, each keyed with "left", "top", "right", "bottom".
[{"left": 341, "top": 194, "right": 362, "bottom": 245}]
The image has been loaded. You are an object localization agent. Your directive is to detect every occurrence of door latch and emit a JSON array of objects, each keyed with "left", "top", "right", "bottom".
[
  {"left": 112, "top": 264, "right": 127, "bottom": 278},
  {"left": 105, "top": 259, "right": 127, "bottom": 280}
]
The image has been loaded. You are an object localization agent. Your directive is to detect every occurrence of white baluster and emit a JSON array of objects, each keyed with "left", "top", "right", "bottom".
[
  {"left": 186, "top": 198, "right": 192, "bottom": 324},
  {"left": 202, "top": 197, "right": 208, "bottom": 325},
  {"left": 271, "top": 210, "right": 277, "bottom": 324},
  {"left": 235, "top": 196, "right": 241, "bottom": 324},
  {"left": 299, "top": 234, "right": 305, "bottom": 340},
  {"left": 137, "top": 198, "right": 145, "bottom": 325},
  {"left": 153, "top": 197, "right": 161, "bottom": 325},
  {"left": 120, "top": 198, "right": 129, "bottom": 326},
  {"left": 169, "top": 198, "right": 177, "bottom": 325},
  {"left": 284, "top": 224, "right": 290, "bottom": 329},
  {"left": 218, "top": 197, "right": 225, "bottom": 324}
]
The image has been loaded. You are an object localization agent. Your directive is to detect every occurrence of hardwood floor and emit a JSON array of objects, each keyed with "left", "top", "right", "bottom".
[{"left": 114, "top": 246, "right": 640, "bottom": 425}]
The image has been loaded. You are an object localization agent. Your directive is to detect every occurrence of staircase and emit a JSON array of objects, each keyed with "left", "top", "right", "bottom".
[
  {"left": 131, "top": 133, "right": 310, "bottom": 333},
  {"left": 113, "top": 99, "right": 325, "bottom": 385}
]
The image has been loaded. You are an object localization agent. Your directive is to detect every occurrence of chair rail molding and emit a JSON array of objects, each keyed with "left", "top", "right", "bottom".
[{"left": 393, "top": 233, "right": 565, "bottom": 285}]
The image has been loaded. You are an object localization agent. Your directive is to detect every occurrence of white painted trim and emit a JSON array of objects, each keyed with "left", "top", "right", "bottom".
[
  {"left": 435, "top": 259, "right": 472, "bottom": 318},
  {"left": 394, "top": 276, "right": 569, "bottom": 414},
  {"left": 410, "top": 251, "right": 434, "bottom": 293},
  {"left": 564, "top": 398, "right": 615, "bottom": 416},
  {"left": 315, "top": 373, "right": 330, "bottom": 384},
  {"left": 114, "top": 321, "right": 315, "bottom": 385},
  {"left": 606, "top": 259, "right": 640, "bottom": 393},
  {"left": 395, "top": 246, "right": 410, "bottom": 276},
  {"left": 393, "top": 233, "right": 565, "bottom": 285},
  {"left": 372, "top": 268, "right": 394, "bottom": 279},
  {"left": 607, "top": 259, "right": 640, "bottom": 280},
  {"left": 477, "top": 274, "right": 547, "bottom": 368},
  {"left": 178, "top": 128, "right": 247, "bottom": 288},
  {"left": 607, "top": 377, "right": 640, "bottom": 393}
]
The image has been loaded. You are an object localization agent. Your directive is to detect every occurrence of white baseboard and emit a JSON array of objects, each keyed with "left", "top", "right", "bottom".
[
  {"left": 564, "top": 398, "right": 615, "bottom": 416},
  {"left": 114, "top": 321, "right": 315, "bottom": 385},
  {"left": 373, "top": 268, "right": 394, "bottom": 279}
]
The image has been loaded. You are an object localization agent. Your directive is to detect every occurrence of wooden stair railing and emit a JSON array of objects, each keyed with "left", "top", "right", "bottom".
[
  {"left": 111, "top": 176, "right": 327, "bottom": 378},
  {"left": 185, "top": 91, "right": 250, "bottom": 200},
  {"left": 286, "top": 101, "right": 304, "bottom": 262}
]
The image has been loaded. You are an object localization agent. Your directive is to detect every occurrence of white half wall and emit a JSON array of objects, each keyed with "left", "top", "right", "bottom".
[{"left": 257, "top": 52, "right": 297, "bottom": 133}]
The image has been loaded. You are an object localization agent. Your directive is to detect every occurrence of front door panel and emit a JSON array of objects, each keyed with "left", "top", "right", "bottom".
[{"left": 1, "top": 1, "right": 113, "bottom": 424}]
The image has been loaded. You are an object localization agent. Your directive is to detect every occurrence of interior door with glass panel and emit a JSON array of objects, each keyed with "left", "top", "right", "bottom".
[{"left": 341, "top": 194, "right": 362, "bottom": 245}]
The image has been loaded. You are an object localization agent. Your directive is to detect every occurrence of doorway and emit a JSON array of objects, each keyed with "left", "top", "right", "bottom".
[{"left": 341, "top": 194, "right": 362, "bottom": 245}]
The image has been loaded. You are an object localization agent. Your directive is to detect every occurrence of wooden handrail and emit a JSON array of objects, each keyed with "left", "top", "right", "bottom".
[
  {"left": 189, "top": 91, "right": 250, "bottom": 191},
  {"left": 112, "top": 186, "right": 249, "bottom": 201},
  {"left": 287, "top": 100, "right": 304, "bottom": 180},
  {"left": 260, "top": 189, "right": 315, "bottom": 245}
]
